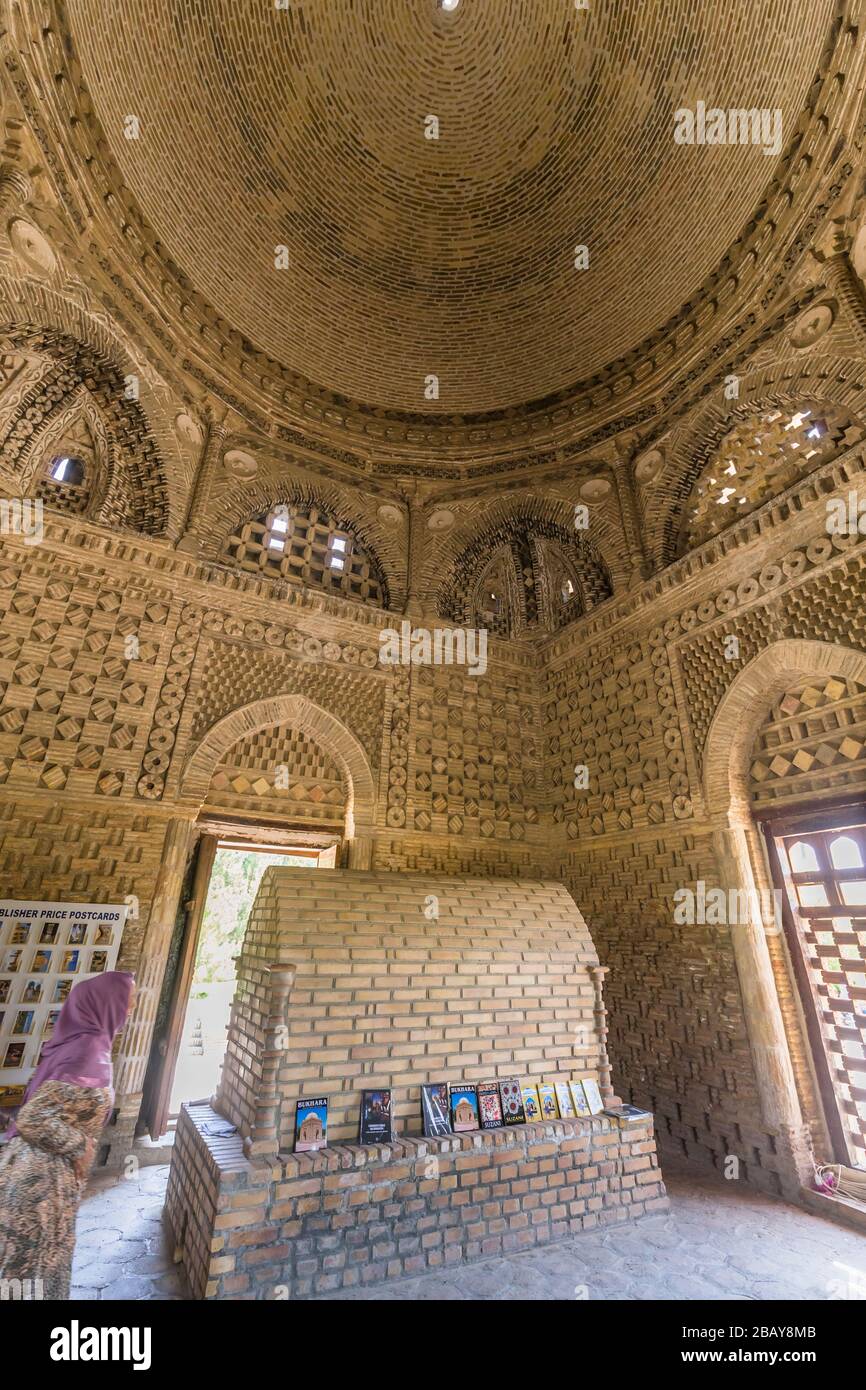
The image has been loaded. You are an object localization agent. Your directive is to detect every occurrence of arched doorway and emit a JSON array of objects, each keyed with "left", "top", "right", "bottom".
[
  {"left": 703, "top": 639, "right": 866, "bottom": 1184},
  {"left": 139, "top": 696, "right": 378, "bottom": 1138}
]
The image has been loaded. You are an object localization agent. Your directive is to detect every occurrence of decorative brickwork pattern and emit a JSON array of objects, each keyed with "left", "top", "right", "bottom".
[
  {"left": 439, "top": 515, "right": 612, "bottom": 637},
  {"left": 0, "top": 327, "right": 169, "bottom": 536},
  {"left": 409, "top": 665, "right": 541, "bottom": 841},
  {"left": 677, "top": 402, "right": 862, "bottom": 554},
  {"left": 204, "top": 723, "right": 346, "bottom": 827},
  {"left": 751, "top": 676, "right": 866, "bottom": 809},
  {"left": 0, "top": 547, "right": 172, "bottom": 799},
  {"left": 59, "top": 1, "right": 837, "bottom": 415},
  {"left": 679, "top": 548, "right": 866, "bottom": 768},
  {"left": 189, "top": 641, "right": 385, "bottom": 773}
]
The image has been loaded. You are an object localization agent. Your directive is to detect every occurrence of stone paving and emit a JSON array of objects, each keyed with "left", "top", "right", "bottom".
[{"left": 71, "top": 1159, "right": 866, "bottom": 1301}]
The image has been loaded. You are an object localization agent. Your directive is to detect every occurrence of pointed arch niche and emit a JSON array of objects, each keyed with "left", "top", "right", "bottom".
[
  {"left": 181, "top": 694, "right": 378, "bottom": 867},
  {"left": 703, "top": 639, "right": 866, "bottom": 1189}
]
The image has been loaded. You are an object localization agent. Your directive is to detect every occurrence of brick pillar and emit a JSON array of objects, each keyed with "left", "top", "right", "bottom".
[
  {"left": 402, "top": 486, "right": 425, "bottom": 618},
  {"left": 712, "top": 822, "right": 813, "bottom": 1196},
  {"left": 589, "top": 964, "right": 616, "bottom": 1102},
  {"left": 611, "top": 452, "right": 648, "bottom": 585},
  {"left": 347, "top": 827, "right": 374, "bottom": 869},
  {"left": 176, "top": 413, "right": 229, "bottom": 555},
  {"left": 244, "top": 963, "right": 297, "bottom": 1160}
]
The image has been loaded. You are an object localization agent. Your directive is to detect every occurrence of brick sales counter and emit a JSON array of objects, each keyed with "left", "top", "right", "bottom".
[{"left": 165, "top": 1100, "right": 669, "bottom": 1299}]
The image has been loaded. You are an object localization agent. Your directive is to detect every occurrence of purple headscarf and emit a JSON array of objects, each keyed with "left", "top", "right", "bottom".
[{"left": 6, "top": 971, "right": 134, "bottom": 1137}]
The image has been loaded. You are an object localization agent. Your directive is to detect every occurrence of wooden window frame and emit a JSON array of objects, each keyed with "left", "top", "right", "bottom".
[{"left": 760, "top": 798, "right": 866, "bottom": 1168}]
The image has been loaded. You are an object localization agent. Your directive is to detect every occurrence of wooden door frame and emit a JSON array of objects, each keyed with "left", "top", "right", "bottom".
[
  {"left": 760, "top": 799, "right": 866, "bottom": 1167},
  {"left": 145, "top": 832, "right": 217, "bottom": 1140},
  {"left": 144, "top": 824, "right": 339, "bottom": 1137}
]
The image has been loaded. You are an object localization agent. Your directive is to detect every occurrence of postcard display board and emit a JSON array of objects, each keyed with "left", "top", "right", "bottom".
[{"left": 0, "top": 900, "right": 127, "bottom": 1096}]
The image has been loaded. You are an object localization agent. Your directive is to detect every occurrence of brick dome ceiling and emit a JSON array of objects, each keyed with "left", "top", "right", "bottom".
[{"left": 69, "top": 0, "right": 831, "bottom": 416}]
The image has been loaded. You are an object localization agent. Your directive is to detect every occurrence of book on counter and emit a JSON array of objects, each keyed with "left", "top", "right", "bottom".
[
  {"left": 294, "top": 1097, "right": 328, "bottom": 1152},
  {"left": 538, "top": 1082, "right": 560, "bottom": 1121},
  {"left": 521, "top": 1083, "right": 542, "bottom": 1123},
  {"left": 421, "top": 1082, "right": 452, "bottom": 1137},
  {"left": 477, "top": 1081, "right": 504, "bottom": 1130},
  {"left": 359, "top": 1088, "right": 393, "bottom": 1145},
  {"left": 603, "top": 1103, "right": 652, "bottom": 1126},
  {"left": 449, "top": 1083, "right": 480, "bottom": 1132},
  {"left": 554, "top": 1081, "right": 575, "bottom": 1118},
  {"left": 581, "top": 1077, "right": 604, "bottom": 1115},
  {"left": 569, "top": 1079, "right": 591, "bottom": 1117},
  {"left": 498, "top": 1078, "right": 526, "bottom": 1125}
]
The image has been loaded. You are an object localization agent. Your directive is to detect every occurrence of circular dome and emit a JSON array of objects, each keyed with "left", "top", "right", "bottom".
[{"left": 69, "top": 0, "right": 831, "bottom": 414}]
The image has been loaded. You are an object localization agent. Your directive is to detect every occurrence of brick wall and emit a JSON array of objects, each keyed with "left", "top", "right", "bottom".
[
  {"left": 542, "top": 507, "right": 866, "bottom": 1191},
  {"left": 217, "top": 869, "right": 603, "bottom": 1145},
  {"left": 166, "top": 1100, "right": 668, "bottom": 1299}
]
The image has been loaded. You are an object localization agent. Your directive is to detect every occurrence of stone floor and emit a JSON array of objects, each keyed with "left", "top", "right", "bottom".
[{"left": 71, "top": 1159, "right": 866, "bottom": 1301}]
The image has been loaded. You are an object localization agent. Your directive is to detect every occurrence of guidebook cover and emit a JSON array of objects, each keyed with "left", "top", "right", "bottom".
[
  {"left": 294, "top": 1097, "right": 328, "bottom": 1152},
  {"left": 521, "top": 1083, "right": 542, "bottom": 1123},
  {"left": 449, "top": 1083, "right": 479, "bottom": 1132},
  {"left": 498, "top": 1077, "right": 526, "bottom": 1125},
  {"left": 570, "top": 1080, "right": 591, "bottom": 1116},
  {"left": 554, "top": 1081, "right": 575, "bottom": 1118},
  {"left": 477, "top": 1081, "right": 504, "bottom": 1130},
  {"left": 538, "top": 1082, "right": 560, "bottom": 1121},
  {"left": 603, "top": 1103, "right": 651, "bottom": 1125},
  {"left": 359, "top": 1088, "right": 392, "bottom": 1145},
  {"left": 581, "top": 1077, "right": 604, "bottom": 1114},
  {"left": 421, "top": 1082, "right": 452, "bottom": 1137}
]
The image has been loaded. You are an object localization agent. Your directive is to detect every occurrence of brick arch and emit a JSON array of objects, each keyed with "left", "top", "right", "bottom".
[
  {"left": 701, "top": 637, "right": 866, "bottom": 1171},
  {"left": 180, "top": 693, "right": 377, "bottom": 840},
  {"left": 704, "top": 639, "right": 866, "bottom": 827},
  {"left": 211, "top": 480, "right": 394, "bottom": 611},
  {"left": 422, "top": 491, "right": 629, "bottom": 602},
  {"left": 642, "top": 357, "right": 866, "bottom": 570},
  {"left": 202, "top": 459, "right": 401, "bottom": 582},
  {"left": 0, "top": 280, "right": 190, "bottom": 535}
]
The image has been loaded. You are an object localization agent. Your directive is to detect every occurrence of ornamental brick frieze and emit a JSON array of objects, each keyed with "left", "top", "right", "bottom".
[{"left": 674, "top": 545, "right": 866, "bottom": 770}]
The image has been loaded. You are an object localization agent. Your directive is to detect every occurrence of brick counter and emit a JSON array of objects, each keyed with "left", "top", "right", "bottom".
[{"left": 165, "top": 1100, "right": 669, "bottom": 1299}]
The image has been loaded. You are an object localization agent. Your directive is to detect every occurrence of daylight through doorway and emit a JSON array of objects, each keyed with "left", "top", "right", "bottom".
[{"left": 168, "top": 844, "right": 317, "bottom": 1119}]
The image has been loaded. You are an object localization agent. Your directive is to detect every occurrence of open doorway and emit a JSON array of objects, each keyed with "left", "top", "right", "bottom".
[
  {"left": 141, "top": 835, "right": 332, "bottom": 1140},
  {"left": 169, "top": 843, "right": 316, "bottom": 1117}
]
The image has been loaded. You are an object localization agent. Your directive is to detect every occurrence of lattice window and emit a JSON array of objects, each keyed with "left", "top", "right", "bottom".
[
  {"left": 679, "top": 403, "right": 864, "bottom": 553},
  {"left": 768, "top": 810, "right": 866, "bottom": 1167},
  {"left": 223, "top": 501, "right": 387, "bottom": 607}
]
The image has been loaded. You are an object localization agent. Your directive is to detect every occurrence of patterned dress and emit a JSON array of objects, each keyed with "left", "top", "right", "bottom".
[{"left": 0, "top": 1080, "right": 109, "bottom": 1299}]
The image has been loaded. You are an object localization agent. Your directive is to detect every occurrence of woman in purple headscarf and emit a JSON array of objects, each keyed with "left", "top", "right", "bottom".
[{"left": 0, "top": 970, "right": 135, "bottom": 1299}]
